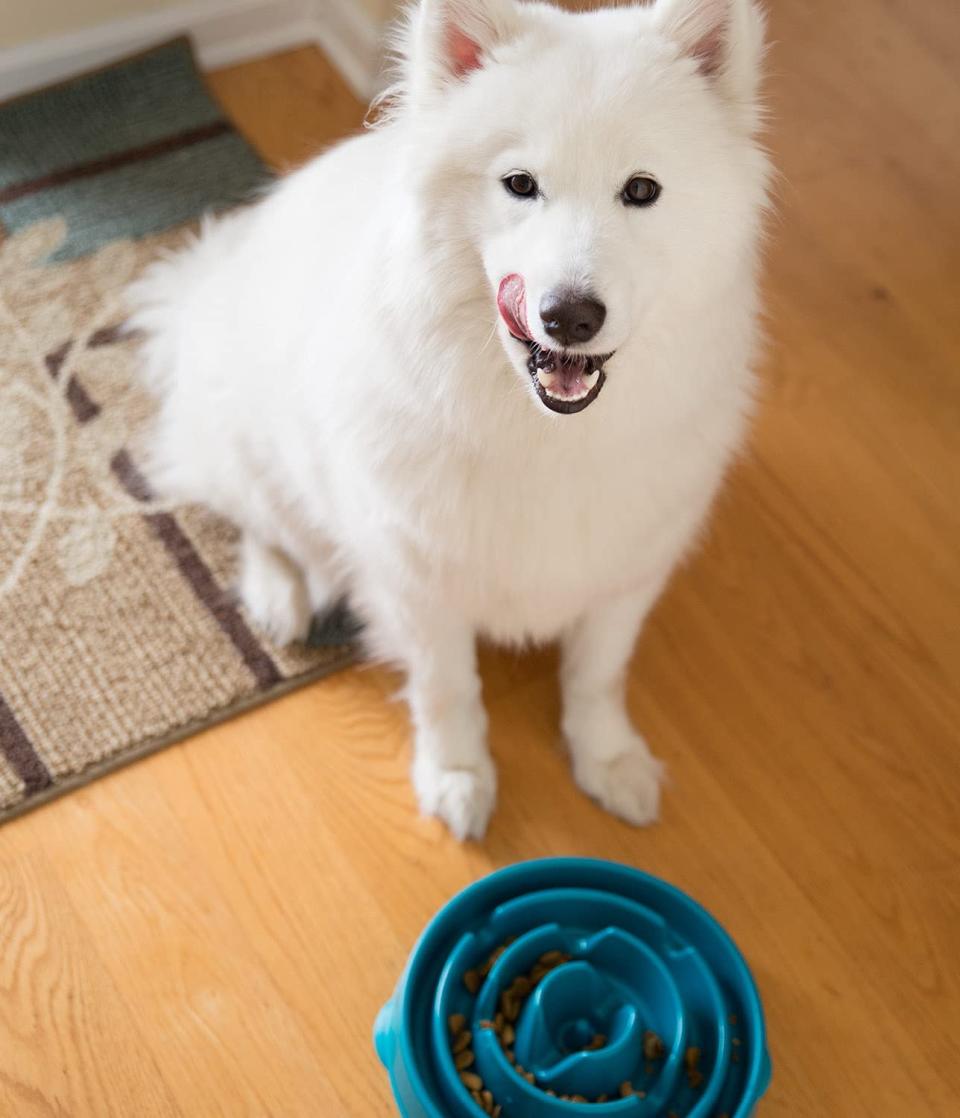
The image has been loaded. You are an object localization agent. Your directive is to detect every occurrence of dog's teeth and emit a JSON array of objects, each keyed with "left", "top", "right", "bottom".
[
  {"left": 584, "top": 369, "right": 600, "bottom": 390},
  {"left": 537, "top": 368, "right": 557, "bottom": 390}
]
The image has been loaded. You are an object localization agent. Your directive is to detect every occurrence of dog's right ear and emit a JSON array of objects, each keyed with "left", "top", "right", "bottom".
[{"left": 406, "top": 0, "right": 522, "bottom": 94}]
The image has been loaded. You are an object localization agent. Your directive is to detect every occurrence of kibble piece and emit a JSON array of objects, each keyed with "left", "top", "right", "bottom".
[
  {"left": 454, "top": 1048, "right": 475, "bottom": 1071},
  {"left": 643, "top": 1029, "right": 666, "bottom": 1061},
  {"left": 492, "top": 1107, "right": 502, "bottom": 1118},
  {"left": 453, "top": 1030, "right": 472, "bottom": 1054},
  {"left": 523, "top": 1071, "right": 535, "bottom": 1085},
  {"left": 479, "top": 1020, "right": 496, "bottom": 1032},
  {"left": 501, "top": 993, "right": 520, "bottom": 1022},
  {"left": 732, "top": 1037, "right": 742, "bottom": 1047},
  {"left": 463, "top": 970, "right": 482, "bottom": 995},
  {"left": 505, "top": 1049, "right": 517, "bottom": 1064},
  {"left": 596, "top": 1096, "right": 608, "bottom": 1104},
  {"left": 584, "top": 1033, "right": 606, "bottom": 1051},
  {"left": 494, "top": 1012, "right": 505, "bottom": 1033},
  {"left": 572, "top": 1095, "right": 587, "bottom": 1103},
  {"left": 448, "top": 1014, "right": 467, "bottom": 1035},
  {"left": 635, "top": 1090, "right": 646, "bottom": 1099},
  {"left": 729, "top": 1014, "right": 738, "bottom": 1026},
  {"left": 530, "top": 963, "right": 548, "bottom": 983},
  {"left": 460, "top": 1071, "right": 483, "bottom": 1092},
  {"left": 511, "top": 976, "right": 532, "bottom": 997},
  {"left": 688, "top": 1069, "right": 704, "bottom": 1089},
  {"left": 539, "top": 950, "right": 565, "bottom": 967},
  {"left": 481, "top": 1089, "right": 495, "bottom": 1113},
  {"left": 619, "top": 1081, "right": 634, "bottom": 1098},
  {"left": 471, "top": 1090, "right": 484, "bottom": 1108},
  {"left": 685, "top": 1046, "right": 701, "bottom": 1070},
  {"left": 502, "top": 1023, "right": 516, "bottom": 1047}
]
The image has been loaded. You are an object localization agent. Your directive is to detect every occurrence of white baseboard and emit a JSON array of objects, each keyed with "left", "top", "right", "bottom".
[
  {"left": 314, "top": 0, "right": 388, "bottom": 102},
  {"left": 0, "top": 0, "right": 385, "bottom": 105}
]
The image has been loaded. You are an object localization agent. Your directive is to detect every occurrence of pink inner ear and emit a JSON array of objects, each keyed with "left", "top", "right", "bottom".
[
  {"left": 446, "top": 25, "right": 483, "bottom": 77},
  {"left": 693, "top": 24, "right": 726, "bottom": 76}
]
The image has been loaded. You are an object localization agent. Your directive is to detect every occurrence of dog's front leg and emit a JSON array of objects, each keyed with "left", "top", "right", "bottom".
[
  {"left": 403, "top": 617, "right": 495, "bottom": 841},
  {"left": 561, "top": 586, "right": 667, "bottom": 826}
]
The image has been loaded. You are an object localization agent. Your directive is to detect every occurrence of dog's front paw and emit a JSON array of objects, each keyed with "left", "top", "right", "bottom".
[
  {"left": 570, "top": 732, "right": 665, "bottom": 826},
  {"left": 413, "top": 753, "right": 497, "bottom": 841}
]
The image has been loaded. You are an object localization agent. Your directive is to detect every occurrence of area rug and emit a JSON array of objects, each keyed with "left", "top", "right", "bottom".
[{"left": 0, "top": 38, "right": 359, "bottom": 823}]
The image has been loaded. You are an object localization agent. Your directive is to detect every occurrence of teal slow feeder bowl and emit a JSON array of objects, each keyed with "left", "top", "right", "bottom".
[{"left": 375, "top": 858, "right": 770, "bottom": 1117}]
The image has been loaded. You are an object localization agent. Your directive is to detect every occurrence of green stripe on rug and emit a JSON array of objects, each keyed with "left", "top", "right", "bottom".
[{"left": 0, "top": 37, "right": 268, "bottom": 262}]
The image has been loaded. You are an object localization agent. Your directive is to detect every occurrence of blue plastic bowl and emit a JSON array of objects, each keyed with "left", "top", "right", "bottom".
[{"left": 375, "top": 858, "right": 771, "bottom": 1117}]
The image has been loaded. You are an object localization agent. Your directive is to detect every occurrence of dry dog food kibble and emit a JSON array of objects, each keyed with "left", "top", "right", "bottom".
[
  {"left": 643, "top": 1029, "right": 667, "bottom": 1061},
  {"left": 452, "top": 943, "right": 660, "bottom": 1113}
]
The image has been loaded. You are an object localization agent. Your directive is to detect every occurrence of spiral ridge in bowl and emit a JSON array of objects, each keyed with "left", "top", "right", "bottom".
[{"left": 375, "top": 859, "right": 771, "bottom": 1118}]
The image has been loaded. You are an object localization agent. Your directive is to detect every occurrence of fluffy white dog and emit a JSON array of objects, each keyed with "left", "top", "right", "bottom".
[{"left": 130, "top": 0, "right": 770, "bottom": 839}]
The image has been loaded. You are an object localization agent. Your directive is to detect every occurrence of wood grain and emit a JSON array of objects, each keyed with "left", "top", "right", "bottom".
[{"left": 2, "top": 2, "right": 959, "bottom": 1112}]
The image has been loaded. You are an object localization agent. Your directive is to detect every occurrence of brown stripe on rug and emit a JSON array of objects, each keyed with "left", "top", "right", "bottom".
[
  {"left": 45, "top": 339, "right": 101, "bottom": 423},
  {"left": 110, "top": 450, "right": 283, "bottom": 691},
  {"left": 88, "top": 322, "right": 135, "bottom": 347},
  {"left": 0, "top": 693, "right": 53, "bottom": 794},
  {"left": 0, "top": 120, "right": 234, "bottom": 205}
]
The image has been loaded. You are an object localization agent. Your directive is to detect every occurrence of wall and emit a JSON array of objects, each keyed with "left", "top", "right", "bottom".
[
  {"left": 0, "top": 0, "right": 177, "bottom": 48},
  {"left": 0, "top": 0, "right": 404, "bottom": 51}
]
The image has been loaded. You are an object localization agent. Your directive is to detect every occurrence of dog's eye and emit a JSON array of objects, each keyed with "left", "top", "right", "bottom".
[
  {"left": 622, "top": 175, "right": 661, "bottom": 207},
  {"left": 503, "top": 172, "right": 538, "bottom": 199}
]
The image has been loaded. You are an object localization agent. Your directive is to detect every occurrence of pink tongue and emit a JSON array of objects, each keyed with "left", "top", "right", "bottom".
[{"left": 497, "top": 274, "right": 531, "bottom": 340}]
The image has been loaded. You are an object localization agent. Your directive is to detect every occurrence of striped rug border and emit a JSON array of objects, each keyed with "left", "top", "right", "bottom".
[
  {"left": 110, "top": 449, "right": 283, "bottom": 691},
  {"left": 0, "top": 120, "right": 235, "bottom": 205}
]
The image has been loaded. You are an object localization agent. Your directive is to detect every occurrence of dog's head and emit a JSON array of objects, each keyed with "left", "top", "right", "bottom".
[{"left": 390, "top": 0, "right": 769, "bottom": 415}]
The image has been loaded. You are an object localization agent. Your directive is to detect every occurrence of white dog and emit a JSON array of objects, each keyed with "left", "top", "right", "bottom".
[{"left": 130, "top": 0, "right": 769, "bottom": 839}]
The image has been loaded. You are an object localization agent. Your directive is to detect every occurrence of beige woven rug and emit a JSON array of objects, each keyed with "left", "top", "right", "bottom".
[{"left": 0, "top": 42, "right": 357, "bottom": 823}]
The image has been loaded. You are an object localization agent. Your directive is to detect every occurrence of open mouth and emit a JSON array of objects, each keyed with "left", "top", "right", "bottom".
[
  {"left": 519, "top": 340, "right": 610, "bottom": 414},
  {"left": 498, "top": 274, "right": 612, "bottom": 415}
]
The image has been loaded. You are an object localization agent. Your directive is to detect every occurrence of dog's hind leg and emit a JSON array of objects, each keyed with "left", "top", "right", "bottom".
[{"left": 238, "top": 533, "right": 312, "bottom": 646}]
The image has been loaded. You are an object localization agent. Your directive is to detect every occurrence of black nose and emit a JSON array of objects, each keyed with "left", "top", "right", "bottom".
[{"left": 539, "top": 289, "right": 607, "bottom": 347}]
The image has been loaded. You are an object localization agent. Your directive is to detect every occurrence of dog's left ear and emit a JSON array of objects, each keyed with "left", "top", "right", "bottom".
[
  {"left": 410, "top": 0, "right": 522, "bottom": 92},
  {"left": 653, "top": 0, "right": 765, "bottom": 121}
]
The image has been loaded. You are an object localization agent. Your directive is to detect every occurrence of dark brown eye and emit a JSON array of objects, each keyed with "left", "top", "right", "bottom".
[
  {"left": 503, "top": 172, "right": 538, "bottom": 198},
  {"left": 622, "top": 175, "right": 661, "bottom": 207}
]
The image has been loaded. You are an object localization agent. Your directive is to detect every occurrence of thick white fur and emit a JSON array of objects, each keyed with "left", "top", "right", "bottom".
[{"left": 129, "top": 0, "right": 770, "bottom": 840}]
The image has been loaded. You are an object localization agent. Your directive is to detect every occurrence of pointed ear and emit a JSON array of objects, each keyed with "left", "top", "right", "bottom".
[
  {"left": 411, "top": 0, "right": 523, "bottom": 90},
  {"left": 653, "top": 0, "right": 765, "bottom": 115}
]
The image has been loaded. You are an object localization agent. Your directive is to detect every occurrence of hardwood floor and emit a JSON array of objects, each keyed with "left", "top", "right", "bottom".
[{"left": 2, "top": 3, "right": 959, "bottom": 1114}]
